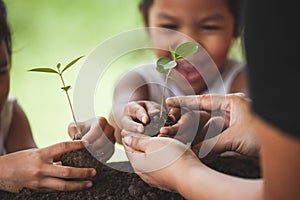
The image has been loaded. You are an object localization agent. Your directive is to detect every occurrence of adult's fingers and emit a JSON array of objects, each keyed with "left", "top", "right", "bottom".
[
  {"left": 166, "top": 94, "right": 230, "bottom": 111},
  {"left": 192, "top": 126, "right": 234, "bottom": 158},
  {"left": 43, "top": 164, "right": 96, "bottom": 179},
  {"left": 167, "top": 107, "right": 181, "bottom": 122},
  {"left": 122, "top": 132, "right": 151, "bottom": 153},
  {"left": 34, "top": 177, "right": 93, "bottom": 191},
  {"left": 42, "top": 141, "right": 87, "bottom": 160},
  {"left": 123, "top": 134, "right": 191, "bottom": 173}
]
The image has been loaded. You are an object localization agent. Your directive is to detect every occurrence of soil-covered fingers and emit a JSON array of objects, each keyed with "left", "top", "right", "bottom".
[
  {"left": 31, "top": 177, "right": 93, "bottom": 192},
  {"left": 42, "top": 141, "right": 87, "bottom": 161},
  {"left": 167, "top": 107, "right": 181, "bottom": 122}
]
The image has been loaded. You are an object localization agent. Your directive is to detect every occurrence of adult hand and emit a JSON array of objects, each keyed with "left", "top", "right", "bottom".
[
  {"left": 159, "top": 108, "right": 199, "bottom": 144},
  {"left": 122, "top": 131, "right": 202, "bottom": 192},
  {"left": 68, "top": 117, "right": 115, "bottom": 162},
  {"left": 0, "top": 141, "right": 96, "bottom": 193},
  {"left": 166, "top": 93, "right": 260, "bottom": 158}
]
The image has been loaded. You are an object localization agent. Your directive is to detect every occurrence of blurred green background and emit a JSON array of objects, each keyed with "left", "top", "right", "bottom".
[{"left": 4, "top": 0, "right": 244, "bottom": 161}]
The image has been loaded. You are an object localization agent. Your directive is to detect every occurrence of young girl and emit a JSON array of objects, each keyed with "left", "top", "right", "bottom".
[
  {"left": 0, "top": 0, "right": 36, "bottom": 155},
  {"left": 110, "top": 0, "right": 247, "bottom": 143},
  {"left": 0, "top": 0, "right": 114, "bottom": 192}
]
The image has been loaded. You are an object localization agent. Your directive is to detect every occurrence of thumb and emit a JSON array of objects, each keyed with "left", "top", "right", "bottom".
[
  {"left": 123, "top": 134, "right": 150, "bottom": 153},
  {"left": 68, "top": 123, "right": 78, "bottom": 139},
  {"left": 195, "top": 129, "right": 232, "bottom": 158},
  {"left": 68, "top": 120, "right": 92, "bottom": 139}
]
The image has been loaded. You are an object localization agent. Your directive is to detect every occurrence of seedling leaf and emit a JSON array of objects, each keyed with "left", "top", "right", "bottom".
[
  {"left": 175, "top": 42, "right": 198, "bottom": 58},
  {"left": 56, "top": 63, "right": 61, "bottom": 70},
  {"left": 61, "top": 55, "right": 84, "bottom": 74},
  {"left": 156, "top": 57, "right": 177, "bottom": 73},
  {"left": 61, "top": 85, "right": 71, "bottom": 92},
  {"left": 28, "top": 68, "right": 58, "bottom": 74}
]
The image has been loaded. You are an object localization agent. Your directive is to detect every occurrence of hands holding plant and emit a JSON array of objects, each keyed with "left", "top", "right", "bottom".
[
  {"left": 68, "top": 117, "right": 115, "bottom": 162},
  {"left": 122, "top": 93, "right": 261, "bottom": 194},
  {"left": 167, "top": 93, "right": 260, "bottom": 157}
]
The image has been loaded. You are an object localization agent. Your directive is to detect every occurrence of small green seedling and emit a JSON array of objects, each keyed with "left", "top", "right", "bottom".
[
  {"left": 156, "top": 41, "right": 199, "bottom": 118},
  {"left": 28, "top": 55, "right": 84, "bottom": 139}
]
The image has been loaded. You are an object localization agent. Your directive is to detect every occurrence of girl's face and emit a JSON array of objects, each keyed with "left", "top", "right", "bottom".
[
  {"left": 147, "top": 0, "right": 235, "bottom": 94},
  {"left": 0, "top": 40, "right": 10, "bottom": 112}
]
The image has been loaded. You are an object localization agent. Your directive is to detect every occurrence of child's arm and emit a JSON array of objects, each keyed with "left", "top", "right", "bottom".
[
  {"left": 109, "top": 71, "right": 152, "bottom": 144},
  {"left": 230, "top": 70, "right": 249, "bottom": 96},
  {"left": 5, "top": 102, "right": 37, "bottom": 153}
]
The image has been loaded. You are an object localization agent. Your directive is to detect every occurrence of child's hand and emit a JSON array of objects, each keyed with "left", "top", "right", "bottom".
[
  {"left": 121, "top": 100, "right": 161, "bottom": 133},
  {"left": 68, "top": 117, "right": 115, "bottom": 162},
  {"left": 0, "top": 141, "right": 96, "bottom": 193}
]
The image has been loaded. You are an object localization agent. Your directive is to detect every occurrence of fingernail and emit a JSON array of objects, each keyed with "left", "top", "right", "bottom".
[
  {"left": 142, "top": 115, "right": 147, "bottom": 124},
  {"left": 166, "top": 98, "right": 173, "bottom": 104},
  {"left": 91, "top": 169, "right": 97, "bottom": 177},
  {"left": 138, "top": 125, "right": 144, "bottom": 132},
  {"left": 124, "top": 135, "right": 132, "bottom": 146},
  {"left": 86, "top": 181, "right": 93, "bottom": 188},
  {"left": 160, "top": 128, "right": 167, "bottom": 134},
  {"left": 82, "top": 140, "right": 89, "bottom": 147}
]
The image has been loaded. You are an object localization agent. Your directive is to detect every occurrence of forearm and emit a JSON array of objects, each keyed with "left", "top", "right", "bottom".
[
  {"left": 176, "top": 162, "right": 263, "bottom": 200},
  {"left": 109, "top": 113, "right": 122, "bottom": 144}
]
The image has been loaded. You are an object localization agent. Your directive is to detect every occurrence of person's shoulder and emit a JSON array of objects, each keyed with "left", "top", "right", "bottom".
[
  {"left": 117, "top": 60, "right": 157, "bottom": 81},
  {"left": 225, "top": 58, "right": 246, "bottom": 69}
]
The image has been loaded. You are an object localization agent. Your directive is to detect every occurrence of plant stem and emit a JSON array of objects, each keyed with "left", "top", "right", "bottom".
[
  {"left": 160, "top": 68, "right": 172, "bottom": 118},
  {"left": 58, "top": 72, "right": 82, "bottom": 138}
]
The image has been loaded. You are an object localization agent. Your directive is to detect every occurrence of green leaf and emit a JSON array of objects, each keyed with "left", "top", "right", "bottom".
[
  {"left": 169, "top": 47, "right": 183, "bottom": 60},
  {"left": 156, "top": 57, "right": 177, "bottom": 73},
  {"left": 61, "top": 55, "right": 84, "bottom": 74},
  {"left": 28, "top": 68, "right": 58, "bottom": 74},
  {"left": 61, "top": 85, "right": 71, "bottom": 92},
  {"left": 168, "top": 47, "right": 175, "bottom": 59},
  {"left": 56, "top": 63, "right": 61, "bottom": 70},
  {"left": 175, "top": 42, "right": 199, "bottom": 58}
]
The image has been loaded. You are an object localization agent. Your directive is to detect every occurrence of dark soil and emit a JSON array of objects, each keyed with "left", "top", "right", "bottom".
[
  {"left": 143, "top": 112, "right": 175, "bottom": 137},
  {"left": 0, "top": 145, "right": 261, "bottom": 200}
]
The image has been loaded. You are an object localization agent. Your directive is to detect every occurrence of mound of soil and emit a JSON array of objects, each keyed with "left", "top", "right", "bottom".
[
  {"left": 0, "top": 145, "right": 260, "bottom": 199},
  {"left": 143, "top": 112, "right": 175, "bottom": 137}
]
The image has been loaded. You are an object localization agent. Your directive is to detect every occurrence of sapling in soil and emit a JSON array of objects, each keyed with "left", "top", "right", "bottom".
[
  {"left": 28, "top": 56, "right": 103, "bottom": 177},
  {"left": 28, "top": 55, "right": 83, "bottom": 139},
  {"left": 143, "top": 41, "right": 199, "bottom": 136}
]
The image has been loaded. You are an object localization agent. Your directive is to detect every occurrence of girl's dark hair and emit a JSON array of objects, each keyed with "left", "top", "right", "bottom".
[
  {"left": 139, "top": 0, "right": 245, "bottom": 37},
  {"left": 0, "top": 0, "right": 12, "bottom": 58},
  {"left": 139, "top": 0, "right": 153, "bottom": 27}
]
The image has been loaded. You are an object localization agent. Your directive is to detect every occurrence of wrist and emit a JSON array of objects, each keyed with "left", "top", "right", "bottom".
[{"left": 174, "top": 156, "right": 204, "bottom": 197}]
